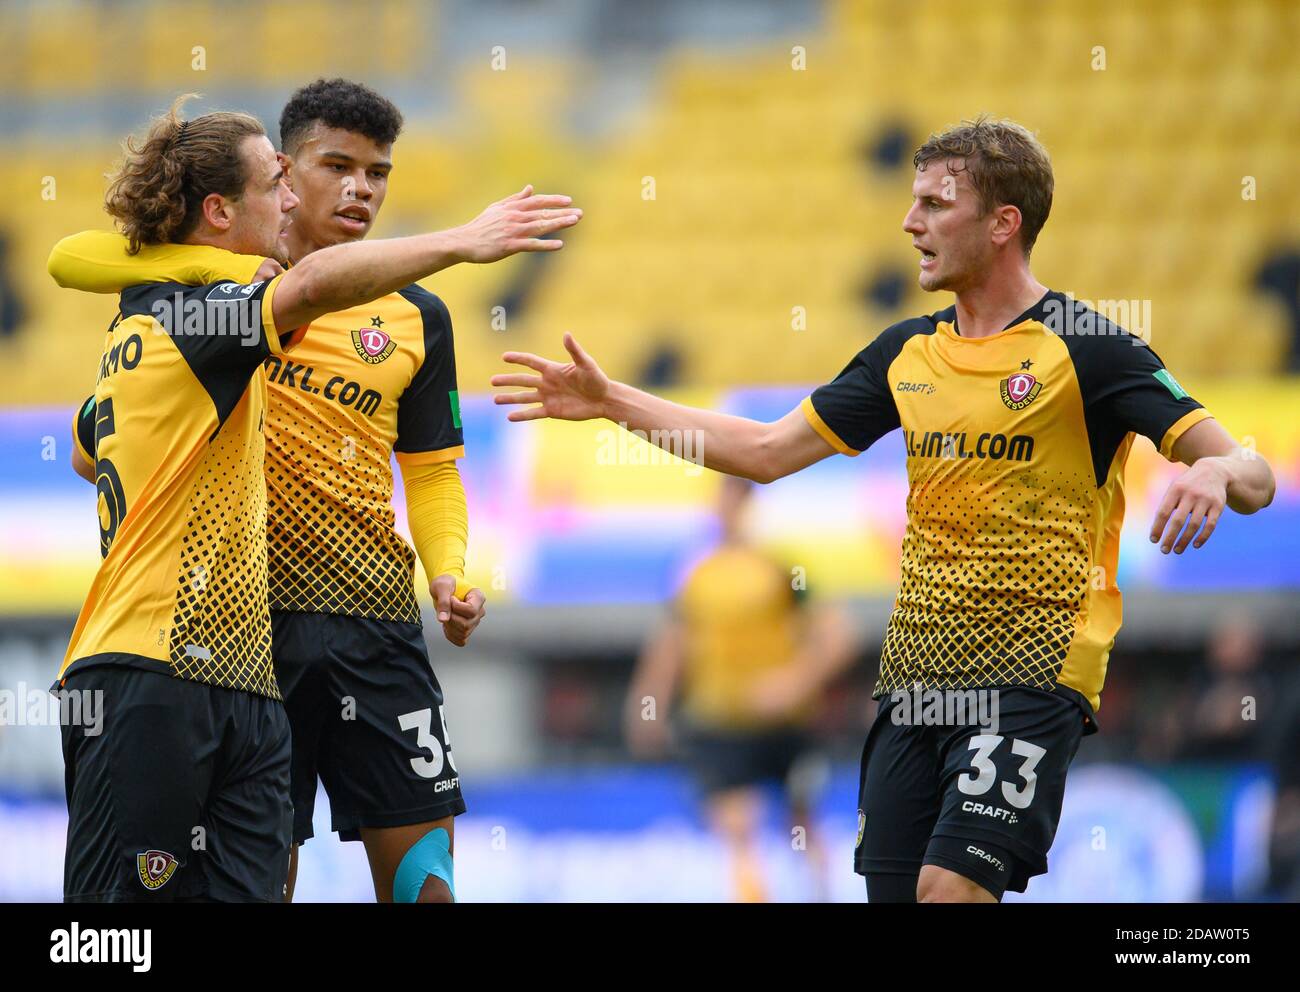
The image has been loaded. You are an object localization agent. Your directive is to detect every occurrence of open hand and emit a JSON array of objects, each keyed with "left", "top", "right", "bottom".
[
  {"left": 453, "top": 185, "right": 582, "bottom": 263},
  {"left": 491, "top": 333, "right": 611, "bottom": 423},
  {"left": 1150, "top": 457, "right": 1230, "bottom": 554}
]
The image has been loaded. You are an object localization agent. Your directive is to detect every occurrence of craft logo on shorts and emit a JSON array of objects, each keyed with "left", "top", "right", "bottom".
[
  {"left": 352, "top": 325, "right": 395, "bottom": 364},
  {"left": 1000, "top": 371, "right": 1042, "bottom": 411},
  {"left": 137, "top": 850, "right": 178, "bottom": 890},
  {"left": 856, "top": 809, "right": 866, "bottom": 848}
]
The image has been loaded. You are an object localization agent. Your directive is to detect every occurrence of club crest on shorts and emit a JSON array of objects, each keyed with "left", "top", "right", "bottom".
[
  {"left": 137, "top": 850, "right": 178, "bottom": 890},
  {"left": 856, "top": 809, "right": 866, "bottom": 848},
  {"left": 352, "top": 326, "right": 395, "bottom": 364},
  {"left": 1000, "top": 371, "right": 1042, "bottom": 411}
]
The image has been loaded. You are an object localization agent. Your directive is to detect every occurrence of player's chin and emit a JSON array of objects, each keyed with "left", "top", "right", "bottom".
[{"left": 917, "top": 270, "right": 948, "bottom": 293}]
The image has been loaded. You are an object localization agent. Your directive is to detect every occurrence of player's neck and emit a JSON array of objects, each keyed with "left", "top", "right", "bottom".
[
  {"left": 952, "top": 265, "right": 1048, "bottom": 339},
  {"left": 181, "top": 230, "right": 242, "bottom": 254},
  {"left": 285, "top": 225, "right": 328, "bottom": 265}
]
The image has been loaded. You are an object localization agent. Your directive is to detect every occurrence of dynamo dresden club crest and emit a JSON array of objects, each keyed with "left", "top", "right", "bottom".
[
  {"left": 137, "top": 850, "right": 178, "bottom": 890},
  {"left": 999, "top": 371, "right": 1043, "bottom": 411},
  {"left": 352, "top": 325, "right": 396, "bottom": 364}
]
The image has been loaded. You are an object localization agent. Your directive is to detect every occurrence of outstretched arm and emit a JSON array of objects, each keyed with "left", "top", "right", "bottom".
[
  {"left": 1150, "top": 417, "right": 1275, "bottom": 554},
  {"left": 49, "top": 187, "right": 581, "bottom": 333},
  {"left": 273, "top": 186, "right": 580, "bottom": 331},
  {"left": 491, "top": 333, "right": 836, "bottom": 483}
]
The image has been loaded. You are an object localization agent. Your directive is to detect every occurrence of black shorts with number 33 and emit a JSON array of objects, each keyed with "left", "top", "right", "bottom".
[
  {"left": 855, "top": 685, "right": 1091, "bottom": 899},
  {"left": 271, "top": 611, "right": 467, "bottom": 845}
]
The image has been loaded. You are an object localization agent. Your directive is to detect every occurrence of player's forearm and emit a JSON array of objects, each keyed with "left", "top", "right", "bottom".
[
  {"left": 276, "top": 231, "right": 469, "bottom": 330},
  {"left": 1215, "top": 450, "right": 1275, "bottom": 514},
  {"left": 405, "top": 461, "right": 471, "bottom": 594},
  {"left": 600, "top": 381, "right": 778, "bottom": 482}
]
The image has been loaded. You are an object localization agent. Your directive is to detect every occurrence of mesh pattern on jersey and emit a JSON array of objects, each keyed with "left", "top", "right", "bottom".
[
  {"left": 168, "top": 413, "right": 278, "bottom": 698},
  {"left": 875, "top": 467, "right": 1093, "bottom": 697},
  {"left": 264, "top": 390, "right": 420, "bottom": 623}
]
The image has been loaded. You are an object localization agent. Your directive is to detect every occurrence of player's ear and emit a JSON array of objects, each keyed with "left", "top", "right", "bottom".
[
  {"left": 989, "top": 203, "right": 1022, "bottom": 249},
  {"left": 278, "top": 151, "right": 295, "bottom": 189},
  {"left": 200, "top": 191, "right": 234, "bottom": 233}
]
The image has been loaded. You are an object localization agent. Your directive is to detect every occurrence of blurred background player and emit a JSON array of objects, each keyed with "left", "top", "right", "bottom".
[
  {"left": 625, "top": 475, "right": 856, "bottom": 902},
  {"left": 53, "top": 80, "right": 582, "bottom": 903}
]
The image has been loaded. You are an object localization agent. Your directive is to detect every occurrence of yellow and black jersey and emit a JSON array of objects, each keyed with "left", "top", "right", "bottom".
[
  {"left": 63, "top": 275, "right": 300, "bottom": 698},
  {"left": 63, "top": 238, "right": 464, "bottom": 626},
  {"left": 802, "top": 290, "right": 1210, "bottom": 714},
  {"left": 260, "top": 287, "right": 462, "bottom": 623},
  {"left": 675, "top": 544, "right": 809, "bottom": 730}
]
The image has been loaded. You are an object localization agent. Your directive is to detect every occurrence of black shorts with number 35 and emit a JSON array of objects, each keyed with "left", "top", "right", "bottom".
[
  {"left": 271, "top": 611, "right": 467, "bottom": 845},
  {"left": 855, "top": 685, "right": 1092, "bottom": 899}
]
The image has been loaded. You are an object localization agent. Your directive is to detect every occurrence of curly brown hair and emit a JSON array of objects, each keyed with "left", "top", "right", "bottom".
[
  {"left": 104, "top": 94, "right": 267, "bottom": 254},
  {"left": 913, "top": 115, "right": 1054, "bottom": 257}
]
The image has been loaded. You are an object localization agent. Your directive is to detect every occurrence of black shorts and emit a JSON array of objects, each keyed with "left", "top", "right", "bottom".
[
  {"left": 60, "top": 665, "right": 292, "bottom": 903},
  {"left": 683, "top": 722, "right": 819, "bottom": 799},
  {"left": 855, "top": 686, "right": 1088, "bottom": 899},
  {"left": 272, "top": 611, "right": 467, "bottom": 845}
]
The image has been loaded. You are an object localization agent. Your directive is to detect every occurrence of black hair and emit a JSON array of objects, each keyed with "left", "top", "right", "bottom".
[{"left": 279, "top": 78, "right": 403, "bottom": 155}]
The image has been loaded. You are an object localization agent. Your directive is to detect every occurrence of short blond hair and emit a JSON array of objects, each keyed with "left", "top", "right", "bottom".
[{"left": 914, "top": 115, "right": 1054, "bottom": 257}]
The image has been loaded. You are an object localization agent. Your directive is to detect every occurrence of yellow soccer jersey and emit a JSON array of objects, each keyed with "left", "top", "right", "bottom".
[
  {"left": 62, "top": 275, "right": 299, "bottom": 697},
  {"left": 261, "top": 289, "right": 463, "bottom": 623},
  {"left": 675, "top": 545, "right": 809, "bottom": 730},
  {"left": 57, "top": 235, "right": 465, "bottom": 626},
  {"left": 802, "top": 291, "right": 1210, "bottom": 716}
]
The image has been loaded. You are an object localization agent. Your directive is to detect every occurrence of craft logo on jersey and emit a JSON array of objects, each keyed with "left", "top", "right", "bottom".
[
  {"left": 856, "top": 809, "right": 866, "bottom": 848},
  {"left": 1000, "top": 371, "right": 1043, "bottom": 411},
  {"left": 352, "top": 317, "right": 396, "bottom": 365},
  {"left": 136, "top": 850, "right": 178, "bottom": 890}
]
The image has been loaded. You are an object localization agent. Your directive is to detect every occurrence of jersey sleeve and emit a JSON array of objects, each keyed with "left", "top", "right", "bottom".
[
  {"left": 119, "top": 275, "right": 295, "bottom": 426},
  {"left": 49, "top": 230, "right": 266, "bottom": 294},
  {"left": 1074, "top": 331, "right": 1210, "bottom": 461},
  {"left": 802, "top": 319, "right": 921, "bottom": 455},
  {"left": 394, "top": 288, "right": 464, "bottom": 465}
]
